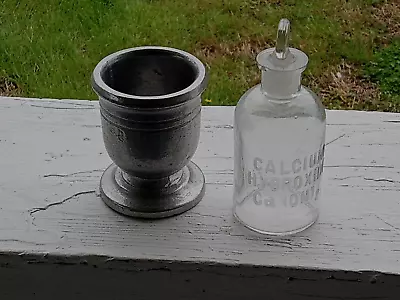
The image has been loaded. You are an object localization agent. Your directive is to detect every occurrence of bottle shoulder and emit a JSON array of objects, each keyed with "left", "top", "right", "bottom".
[{"left": 235, "top": 85, "right": 326, "bottom": 122}]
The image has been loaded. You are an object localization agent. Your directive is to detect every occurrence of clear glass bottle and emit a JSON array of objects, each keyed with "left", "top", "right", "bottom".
[{"left": 233, "top": 19, "right": 326, "bottom": 235}]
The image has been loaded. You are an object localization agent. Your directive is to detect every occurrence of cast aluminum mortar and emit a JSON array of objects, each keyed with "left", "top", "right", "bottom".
[{"left": 92, "top": 46, "right": 208, "bottom": 218}]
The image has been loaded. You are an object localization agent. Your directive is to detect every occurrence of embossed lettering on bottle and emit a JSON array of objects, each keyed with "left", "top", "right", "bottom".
[{"left": 240, "top": 144, "right": 325, "bottom": 209}]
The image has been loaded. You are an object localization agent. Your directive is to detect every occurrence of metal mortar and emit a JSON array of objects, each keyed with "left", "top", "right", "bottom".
[{"left": 91, "top": 46, "right": 208, "bottom": 218}]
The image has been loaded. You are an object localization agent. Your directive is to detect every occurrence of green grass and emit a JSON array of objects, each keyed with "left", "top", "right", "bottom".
[
  {"left": 364, "top": 39, "right": 400, "bottom": 99},
  {"left": 1, "top": 0, "right": 399, "bottom": 111}
]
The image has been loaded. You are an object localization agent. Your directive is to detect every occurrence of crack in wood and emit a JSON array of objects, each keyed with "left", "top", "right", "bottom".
[
  {"left": 186, "top": 212, "right": 226, "bottom": 219},
  {"left": 364, "top": 177, "right": 400, "bottom": 184},
  {"left": 29, "top": 190, "right": 96, "bottom": 215},
  {"left": 325, "top": 165, "right": 395, "bottom": 169},
  {"left": 205, "top": 182, "right": 233, "bottom": 186},
  {"left": 332, "top": 176, "right": 400, "bottom": 183},
  {"left": 12, "top": 97, "right": 96, "bottom": 106},
  {"left": 30, "top": 105, "right": 95, "bottom": 110},
  {"left": 0, "top": 239, "right": 46, "bottom": 246},
  {"left": 326, "top": 134, "right": 346, "bottom": 146},
  {"left": 372, "top": 214, "right": 400, "bottom": 232},
  {"left": 332, "top": 175, "right": 363, "bottom": 180},
  {"left": 383, "top": 120, "right": 400, "bottom": 123},
  {"left": 43, "top": 169, "right": 104, "bottom": 178},
  {"left": 203, "top": 170, "right": 233, "bottom": 174},
  {"left": 81, "top": 124, "right": 101, "bottom": 128}
]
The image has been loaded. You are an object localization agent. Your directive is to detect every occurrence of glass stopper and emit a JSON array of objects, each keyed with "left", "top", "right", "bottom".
[{"left": 275, "top": 18, "right": 291, "bottom": 60}]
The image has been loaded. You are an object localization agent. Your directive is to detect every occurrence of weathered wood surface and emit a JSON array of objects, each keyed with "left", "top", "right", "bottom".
[{"left": 1, "top": 96, "right": 400, "bottom": 299}]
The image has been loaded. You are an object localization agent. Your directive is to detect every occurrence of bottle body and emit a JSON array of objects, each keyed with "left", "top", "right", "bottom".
[{"left": 233, "top": 84, "right": 326, "bottom": 235}]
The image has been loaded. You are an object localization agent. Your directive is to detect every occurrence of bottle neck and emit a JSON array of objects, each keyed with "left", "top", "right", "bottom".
[{"left": 260, "top": 69, "right": 302, "bottom": 100}]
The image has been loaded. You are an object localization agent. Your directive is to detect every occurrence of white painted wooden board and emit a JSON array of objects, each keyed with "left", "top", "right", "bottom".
[{"left": 1, "top": 96, "right": 400, "bottom": 299}]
